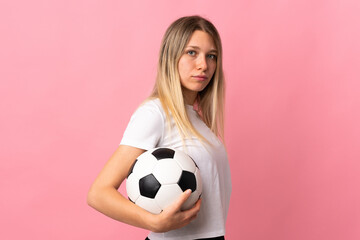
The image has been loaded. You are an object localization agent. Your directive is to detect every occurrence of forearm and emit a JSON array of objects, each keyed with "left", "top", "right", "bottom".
[
  {"left": 87, "top": 185, "right": 156, "bottom": 231},
  {"left": 86, "top": 145, "right": 199, "bottom": 233}
]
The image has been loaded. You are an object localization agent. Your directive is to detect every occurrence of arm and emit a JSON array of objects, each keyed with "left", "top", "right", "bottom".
[{"left": 87, "top": 145, "right": 201, "bottom": 233}]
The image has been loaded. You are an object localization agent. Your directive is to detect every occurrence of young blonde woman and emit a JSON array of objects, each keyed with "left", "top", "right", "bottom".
[{"left": 87, "top": 16, "right": 232, "bottom": 240}]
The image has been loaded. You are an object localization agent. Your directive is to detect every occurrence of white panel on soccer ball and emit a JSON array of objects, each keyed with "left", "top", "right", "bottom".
[
  {"left": 155, "top": 184, "right": 183, "bottom": 210},
  {"left": 136, "top": 195, "right": 162, "bottom": 214},
  {"left": 174, "top": 151, "right": 196, "bottom": 173},
  {"left": 194, "top": 168, "right": 203, "bottom": 194},
  {"left": 133, "top": 153, "right": 158, "bottom": 178},
  {"left": 152, "top": 159, "right": 182, "bottom": 184},
  {"left": 126, "top": 174, "right": 140, "bottom": 202},
  {"left": 181, "top": 190, "right": 200, "bottom": 211}
]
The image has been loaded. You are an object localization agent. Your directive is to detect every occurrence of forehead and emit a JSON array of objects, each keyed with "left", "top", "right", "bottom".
[{"left": 186, "top": 30, "right": 216, "bottom": 50}]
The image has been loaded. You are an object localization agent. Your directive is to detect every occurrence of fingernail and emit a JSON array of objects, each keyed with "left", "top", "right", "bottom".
[{"left": 186, "top": 189, "right": 192, "bottom": 194}]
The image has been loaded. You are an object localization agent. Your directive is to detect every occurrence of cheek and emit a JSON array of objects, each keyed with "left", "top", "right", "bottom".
[
  {"left": 178, "top": 59, "right": 192, "bottom": 78},
  {"left": 209, "top": 62, "right": 217, "bottom": 75}
]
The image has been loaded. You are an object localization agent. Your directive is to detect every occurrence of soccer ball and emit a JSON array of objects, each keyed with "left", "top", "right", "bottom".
[{"left": 126, "top": 147, "right": 202, "bottom": 214}]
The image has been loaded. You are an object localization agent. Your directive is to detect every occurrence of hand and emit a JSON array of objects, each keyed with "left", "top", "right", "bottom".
[{"left": 150, "top": 189, "right": 202, "bottom": 233}]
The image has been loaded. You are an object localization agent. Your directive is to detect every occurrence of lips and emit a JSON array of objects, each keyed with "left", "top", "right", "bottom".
[{"left": 192, "top": 75, "right": 208, "bottom": 81}]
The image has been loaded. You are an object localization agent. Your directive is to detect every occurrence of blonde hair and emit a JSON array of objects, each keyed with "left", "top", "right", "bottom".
[{"left": 149, "top": 15, "right": 225, "bottom": 143}]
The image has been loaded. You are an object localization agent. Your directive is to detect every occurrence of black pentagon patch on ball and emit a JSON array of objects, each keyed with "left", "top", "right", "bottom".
[
  {"left": 178, "top": 171, "right": 196, "bottom": 192},
  {"left": 127, "top": 159, "right": 138, "bottom": 178},
  {"left": 152, "top": 148, "right": 175, "bottom": 160},
  {"left": 139, "top": 174, "right": 161, "bottom": 199}
]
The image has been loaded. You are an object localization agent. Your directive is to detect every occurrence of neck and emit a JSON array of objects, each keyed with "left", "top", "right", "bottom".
[{"left": 182, "top": 88, "right": 197, "bottom": 105}]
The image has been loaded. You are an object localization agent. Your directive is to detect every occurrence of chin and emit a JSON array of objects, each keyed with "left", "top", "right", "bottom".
[
  {"left": 196, "top": 85, "right": 209, "bottom": 92},
  {"left": 188, "top": 88, "right": 205, "bottom": 94},
  {"left": 182, "top": 82, "right": 210, "bottom": 95}
]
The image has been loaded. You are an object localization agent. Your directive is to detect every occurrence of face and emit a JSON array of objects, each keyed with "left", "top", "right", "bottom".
[{"left": 178, "top": 30, "right": 217, "bottom": 104}]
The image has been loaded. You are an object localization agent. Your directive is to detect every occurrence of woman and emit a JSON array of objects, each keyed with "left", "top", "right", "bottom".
[{"left": 87, "top": 15, "right": 232, "bottom": 240}]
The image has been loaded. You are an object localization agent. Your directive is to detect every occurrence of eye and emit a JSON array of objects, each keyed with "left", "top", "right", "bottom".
[
  {"left": 187, "top": 50, "right": 196, "bottom": 56},
  {"left": 207, "top": 54, "right": 217, "bottom": 60}
]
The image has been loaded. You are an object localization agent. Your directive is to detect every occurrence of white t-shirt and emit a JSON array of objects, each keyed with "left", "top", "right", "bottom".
[{"left": 120, "top": 99, "right": 232, "bottom": 240}]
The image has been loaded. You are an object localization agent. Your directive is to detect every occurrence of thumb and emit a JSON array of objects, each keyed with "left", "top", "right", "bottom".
[{"left": 173, "top": 189, "right": 192, "bottom": 210}]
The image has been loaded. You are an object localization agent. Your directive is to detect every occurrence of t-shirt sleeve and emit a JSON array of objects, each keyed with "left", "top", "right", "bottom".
[{"left": 120, "top": 102, "right": 164, "bottom": 150}]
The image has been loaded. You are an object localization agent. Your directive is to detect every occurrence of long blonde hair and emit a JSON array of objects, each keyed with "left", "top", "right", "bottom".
[{"left": 149, "top": 15, "right": 225, "bottom": 143}]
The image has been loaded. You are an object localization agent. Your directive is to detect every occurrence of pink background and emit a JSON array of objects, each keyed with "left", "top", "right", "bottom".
[{"left": 1, "top": 0, "right": 359, "bottom": 239}]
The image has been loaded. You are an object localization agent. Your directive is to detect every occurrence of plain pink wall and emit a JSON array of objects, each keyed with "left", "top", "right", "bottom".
[{"left": 1, "top": 0, "right": 359, "bottom": 239}]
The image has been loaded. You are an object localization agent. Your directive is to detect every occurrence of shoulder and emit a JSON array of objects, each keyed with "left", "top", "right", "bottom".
[
  {"left": 137, "top": 98, "right": 164, "bottom": 115},
  {"left": 130, "top": 98, "right": 165, "bottom": 123},
  {"left": 120, "top": 98, "right": 166, "bottom": 149},
  {"left": 139, "top": 98, "right": 163, "bottom": 111}
]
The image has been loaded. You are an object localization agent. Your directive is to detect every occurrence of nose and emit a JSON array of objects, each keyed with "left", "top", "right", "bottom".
[{"left": 196, "top": 54, "right": 208, "bottom": 71}]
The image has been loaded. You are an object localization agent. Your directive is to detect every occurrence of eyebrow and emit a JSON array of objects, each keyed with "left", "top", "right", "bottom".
[{"left": 186, "top": 45, "right": 218, "bottom": 53}]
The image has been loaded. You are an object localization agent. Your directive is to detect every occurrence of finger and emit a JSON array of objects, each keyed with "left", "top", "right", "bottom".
[
  {"left": 192, "top": 198, "right": 202, "bottom": 213},
  {"left": 195, "top": 197, "right": 202, "bottom": 206},
  {"left": 196, "top": 198, "right": 202, "bottom": 208},
  {"left": 189, "top": 213, "right": 198, "bottom": 222}
]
